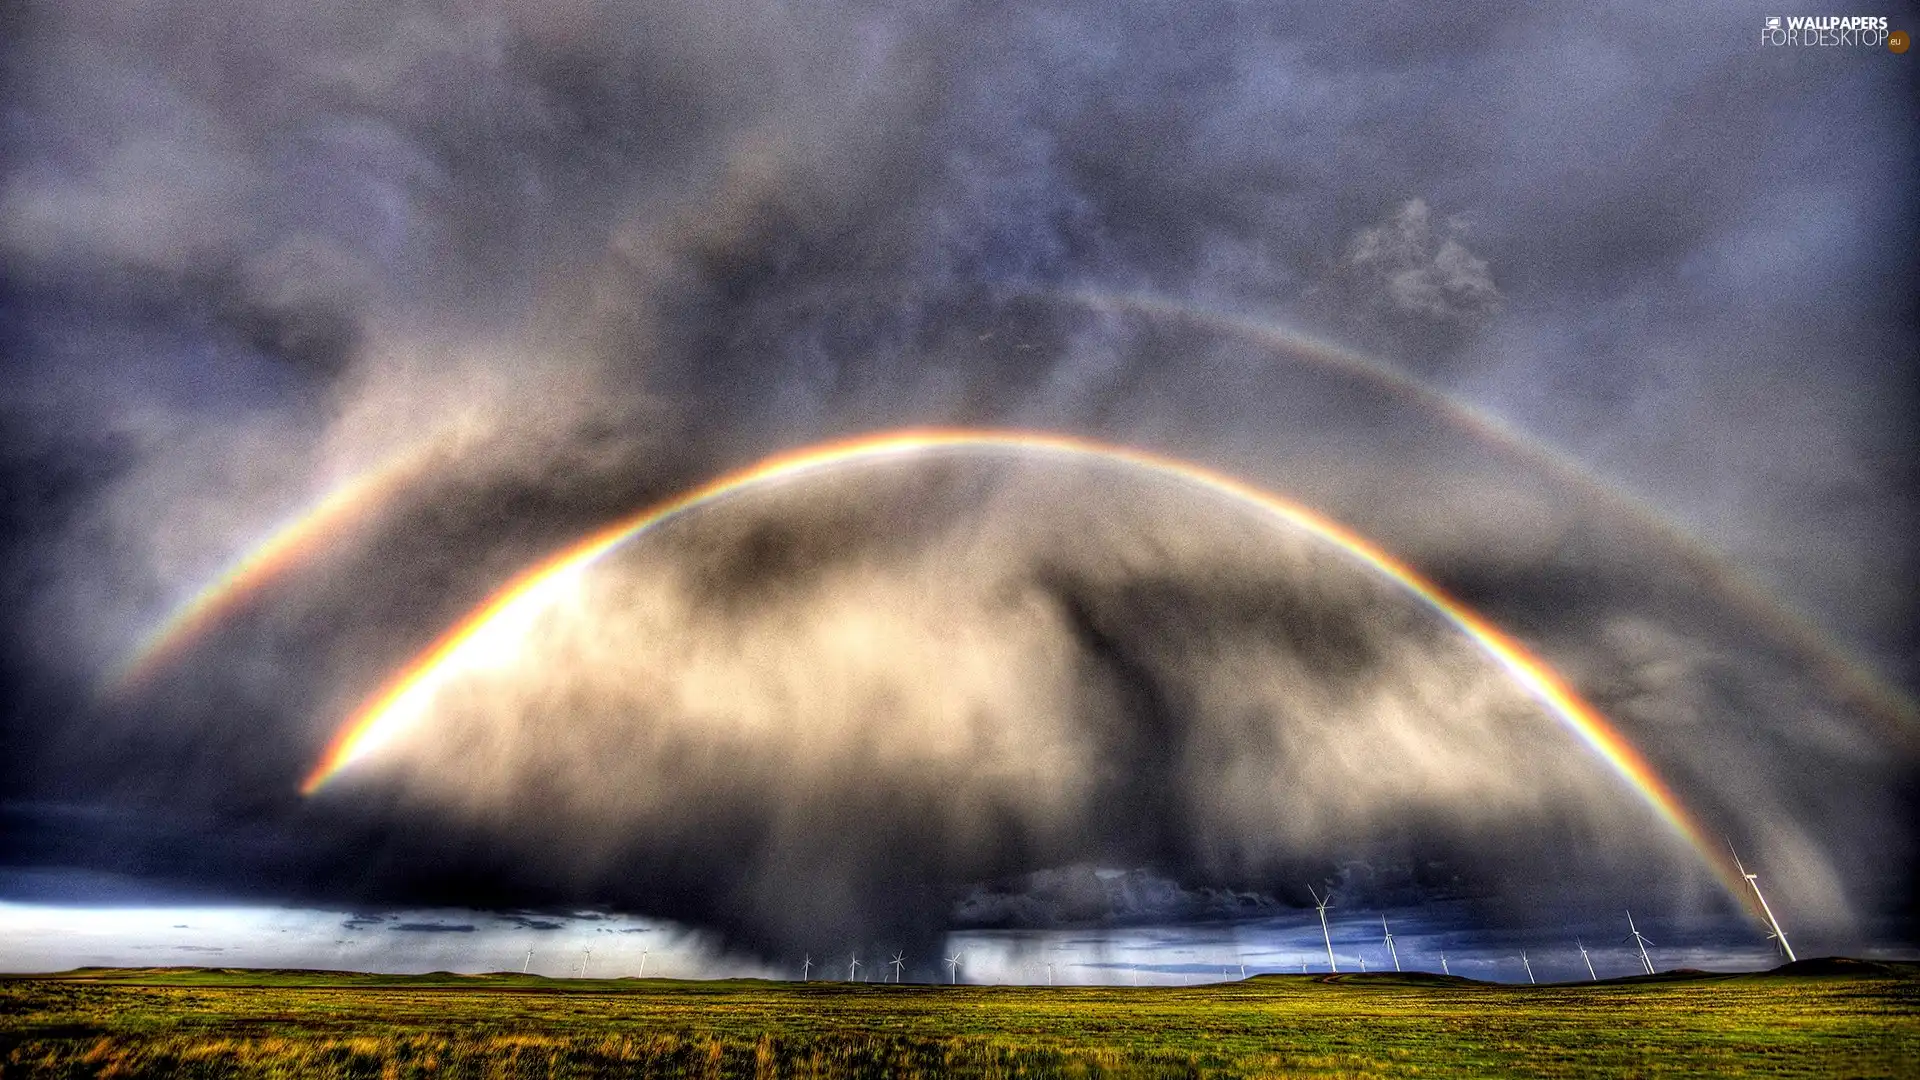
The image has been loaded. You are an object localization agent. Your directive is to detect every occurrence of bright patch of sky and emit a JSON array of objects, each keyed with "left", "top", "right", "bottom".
[{"left": 0, "top": 902, "right": 764, "bottom": 979}]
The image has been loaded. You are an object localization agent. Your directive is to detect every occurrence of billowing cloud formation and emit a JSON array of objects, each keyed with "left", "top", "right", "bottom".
[
  {"left": 1345, "top": 201, "right": 1500, "bottom": 324},
  {"left": 343, "top": 465, "right": 1649, "bottom": 951},
  {"left": 1306, "top": 199, "right": 1502, "bottom": 366},
  {"left": 1, "top": 0, "right": 1913, "bottom": 969}
]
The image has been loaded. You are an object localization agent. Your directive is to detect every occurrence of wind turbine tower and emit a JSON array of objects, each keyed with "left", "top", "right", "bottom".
[
  {"left": 891, "top": 952, "right": 905, "bottom": 983},
  {"left": 1440, "top": 953, "right": 1449, "bottom": 976},
  {"left": 578, "top": 948, "right": 592, "bottom": 979},
  {"left": 1577, "top": 940, "right": 1596, "bottom": 982},
  {"left": 522, "top": 948, "right": 533, "bottom": 975},
  {"left": 1382, "top": 916, "right": 1401, "bottom": 972},
  {"left": 1625, "top": 910, "right": 1656, "bottom": 976},
  {"left": 945, "top": 952, "right": 962, "bottom": 984},
  {"left": 1729, "top": 842, "right": 1797, "bottom": 962},
  {"left": 1308, "top": 886, "right": 1338, "bottom": 972},
  {"left": 802, "top": 954, "right": 812, "bottom": 981},
  {"left": 1520, "top": 949, "right": 1535, "bottom": 985},
  {"left": 639, "top": 949, "right": 649, "bottom": 979},
  {"left": 848, "top": 953, "right": 861, "bottom": 982}
]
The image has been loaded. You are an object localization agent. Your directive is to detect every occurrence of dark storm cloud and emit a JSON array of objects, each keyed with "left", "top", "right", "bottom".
[
  {"left": 390, "top": 922, "right": 476, "bottom": 934},
  {"left": 1, "top": 0, "right": 1913, "bottom": 968},
  {"left": 502, "top": 915, "right": 564, "bottom": 931},
  {"left": 953, "top": 867, "right": 1280, "bottom": 929}
]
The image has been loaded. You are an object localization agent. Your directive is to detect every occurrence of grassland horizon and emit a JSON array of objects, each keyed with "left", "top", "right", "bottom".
[{"left": 4, "top": 959, "right": 1914, "bottom": 1077}]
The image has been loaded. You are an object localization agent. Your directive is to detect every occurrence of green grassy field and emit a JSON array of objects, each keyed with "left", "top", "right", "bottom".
[{"left": 2, "top": 961, "right": 1914, "bottom": 1078}]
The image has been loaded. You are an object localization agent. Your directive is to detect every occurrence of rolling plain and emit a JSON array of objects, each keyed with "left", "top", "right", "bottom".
[{"left": 2, "top": 960, "right": 1914, "bottom": 1078}]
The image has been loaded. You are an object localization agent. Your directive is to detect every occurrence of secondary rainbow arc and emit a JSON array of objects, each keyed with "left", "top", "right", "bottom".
[
  {"left": 1059, "top": 288, "right": 1918, "bottom": 739},
  {"left": 300, "top": 428, "right": 1753, "bottom": 910},
  {"left": 101, "top": 443, "right": 441, "bottom": 696}
]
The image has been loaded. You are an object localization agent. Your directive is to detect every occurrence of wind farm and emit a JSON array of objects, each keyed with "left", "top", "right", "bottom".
[{"left": 10, "top": 884, "right": 1901, "bottom": 1078}]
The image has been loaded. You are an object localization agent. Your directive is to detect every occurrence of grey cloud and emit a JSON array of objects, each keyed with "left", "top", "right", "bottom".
[
  {"left": 953, "top": 867, "right": 1280, "bottom": 929},
  {"left": 503, "top": 916, "right": 565, "bottom": 931},
  {"left": 1343, "top": 200, "right": 1500, "bottom": 324},
  {"left": 0, "top": 0, "right": 1912, "bottom": 969}
]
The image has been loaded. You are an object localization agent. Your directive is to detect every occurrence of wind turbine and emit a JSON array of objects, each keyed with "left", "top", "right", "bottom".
[
  {"left": 638, "top": 949, "right": 649, "bottom": 979},
  {"left": 1519, "top": 949, "right": 1536, "bottom": 985},
  {"left": 1239, "top": 963, "right": 1247, "bottom": 980},
  {"left": 1358, "top": 956, "right": 1367, "bottom": 973},
  {"left": 1046, "top": 961, "right": 1056, "bottom": 986},
  {"left": 578, "top": 948, "right": 592, "bottom": 979},
  {"left": 1729, "top": 841, "right": 1797, "bottom": 962},
  {"left": 891, "top": 952, "right": 905, "bottom": 983},
  {"left": 1440, "top": 953, "right": 1449, "bottom": 976},
  {"left": 1308, "top": 886, "right": 1338, "bottom": 972},
  {"left": 1577, "top": 940, "right": 1597, "bottom": 982},
  {"left": 1382, "top": 916, "right": 1401, "bottom": 972},
  {"left": 522, "top": 948, "right": 533, "bottom": 975},
  {"left": 802, "top": 954, "right": 812, "bottom": 981},
  {"left": 945, "top": 952, "right": 962, "bottom": 984},
  {"left": 848, "top": 953, "right": 861, "bottom": 982},
  {"left": 1625, "top": 910, "right": 1656, "bottom": 976}
]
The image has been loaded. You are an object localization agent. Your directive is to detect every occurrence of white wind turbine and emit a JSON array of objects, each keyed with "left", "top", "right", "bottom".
[
  {"left": 638, "top": 949, "right": 649, "bottom": 979},
  {"left": 1729, "top": 842, "right": 1797, "bottom": 962},
  {"left": 1308, "top": 886, "right": 1338, "bottom": 972},
  {"left": 1519, "top": 949, "right": 1536, "bottom": 985},
  {"left": 522, "top": 948, "right": 533, "bottom": 975},
  {"left": 1440, "top": 953, "right": 1450, "bottom": 976},
  {"left": 1625, "top": 910, "right": 1656, "bottom": 976},
  {"left": 1382, "top": 916, "right": 1400, "bottom": 972},
  {"left": 578, "top": 948, "right": 592, "bottom": 979},
  {"left": 891, "top": 952, "right": 905, "bottom": 983},
  {"left": 1576, "top": 940, "right": 1597, "bottom": 981},
  {"left": 802, "top": 954, "right": 812, "bottom": 981},
  {"left": 945, "top": 952, "right": 963, "bottom": 984},
  {"left": 848, "top": 953, "right": 861, "bottom": 982}
]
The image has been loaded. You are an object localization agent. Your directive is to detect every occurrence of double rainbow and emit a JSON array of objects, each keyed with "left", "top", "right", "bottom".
[
  {"left": 298, "top": 428, "right": 1750, "bottom": 907},
  {"left": 115, "top": 290, "right": 1916, "bottom": 746}
]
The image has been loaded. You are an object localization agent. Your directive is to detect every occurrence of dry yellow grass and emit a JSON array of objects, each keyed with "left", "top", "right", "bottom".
[{"left": 2, "top": 965, "right": 1914, "bottom": 1077}]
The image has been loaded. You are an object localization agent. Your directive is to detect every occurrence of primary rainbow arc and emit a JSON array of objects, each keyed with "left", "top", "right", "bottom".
[{"left": 300, "top": 428, "right": 1752, "bottom": 908}]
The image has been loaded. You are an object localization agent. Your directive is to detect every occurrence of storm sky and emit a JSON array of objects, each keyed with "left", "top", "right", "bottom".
[{"left": 1, "top": 0, "right": 1915, "bottom": 979}]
